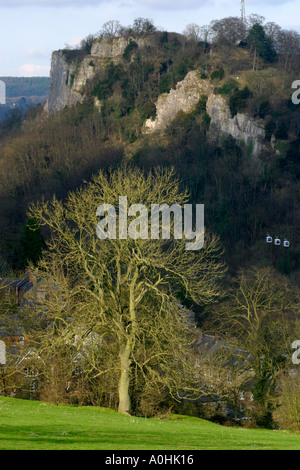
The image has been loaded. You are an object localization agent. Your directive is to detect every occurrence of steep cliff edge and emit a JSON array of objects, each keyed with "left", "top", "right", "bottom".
[
  {"left": 47, "top": 37, "right": 267, "bottom": 156},
  {"left": 206, "top": 94, "right": 266, "bottom": 156},
  {"left": 47, "top": 36, "right": 148, "bottom": 113},
  {"left": 47, "top": 51, "right": 80, "bottom": 113},
  {"left": 144, "top": 71, "right": 214, "bottom": 133},
  {"left": 144, "top": 71, "right": 266, "bottom": 156}
]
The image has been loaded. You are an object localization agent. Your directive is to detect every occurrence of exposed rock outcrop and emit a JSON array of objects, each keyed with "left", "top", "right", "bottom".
[
  {"left": 144, "top": 71, "right": 214, "bottom": 133},
  {"left": 144, "top": 71, "right": 266, "bottom": 156},
  {"left": 48, "top": 51, "right": 81, "bottom": 113},
  {"left": 91, "top": 36, "right": 146, "bottom": 57},
  {"left": 47, "top": 37, "right": 148, "bottom": 113},
  {"left": 47, "top": 36, "right": 267, "bottom": 156},
  {"left": 206, "top": 94, "right": 266, "bottom": 156}
]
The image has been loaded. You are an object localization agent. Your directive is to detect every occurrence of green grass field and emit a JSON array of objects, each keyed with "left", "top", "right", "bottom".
[{"left": 1, "top": 396, "right": 300, "bottom": 450}]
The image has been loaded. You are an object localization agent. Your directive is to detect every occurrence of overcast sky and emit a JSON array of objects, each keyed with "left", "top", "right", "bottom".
[{"left": 0, "top": 0, "right": 299, "bottom": 76}]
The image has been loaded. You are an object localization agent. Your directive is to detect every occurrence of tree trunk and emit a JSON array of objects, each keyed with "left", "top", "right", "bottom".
[
  {"left": 118, "top": 344, "right": 131, "bottom": 414},
  {"left": 253, "top": 47, "right": 257, "bottom": 71},
  {"left": 118, "top": 267, "right": 138, "bottom": 414}
]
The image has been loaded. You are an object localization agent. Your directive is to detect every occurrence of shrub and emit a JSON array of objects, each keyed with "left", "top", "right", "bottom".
[
  {"left": 141, "top": 101, "right": 156, "bottom": 121},
  {"left": 229, "top": 86, "right": 252, "bottom": 117},
  {"left": 211, "top": 68, "right": 225, "bottom": 81},
  {"left": 93, "top": 64, "right": 122, "bottom": 100},
  {"left": 123, "top": 40, "right": 138, "bottom": 60},
  {"left": 194, "top": 95, "right": 208, "bottom": 113},
  {"left": 202, "top": 112, "right": 211, "bottom": 131},
  {"left": 265, "top": 119, "right": 276, "bottom": 141},
  {"left": 159, "top": 75, "right": 171, "bottom": 94},
  {"left": 258, "top": 100, "right": 270, "bottom": 118},
  {"left": 275, "top": 122, "right": 288, "bottom": 140},
  {"left": 61, "top": 48, "right": 87, "bottom": 64},
  {"left": 217, "top": 78, "right": 238, "bottom": 95},
  {"left": 275, "top": 374, "right": 300, "bottom": 432}
]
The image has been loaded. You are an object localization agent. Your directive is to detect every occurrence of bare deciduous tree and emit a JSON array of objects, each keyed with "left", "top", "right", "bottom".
[
  {"left": 276, "top": 29, "right": 300, "bottom": 82},
  {"left": 183, "top": 24, "right": 202, "bottom": 43},
  {"left": 210, "top": 17, "right": 247, "bottom": 47},
  {"left": 98, "top": 20, "right": 122, "bottom": 38},
  {"left": 246, "top": 14, "right": 265, "bottom": 29},
  {"left": 29, "top": 166, "right": 226, "bottom": 414},
  {"left": 209, "top": 267, "right": 299, "bottom": 415}
]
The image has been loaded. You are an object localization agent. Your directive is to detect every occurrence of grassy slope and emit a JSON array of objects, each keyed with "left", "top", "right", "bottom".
[{"left": 0, "top": 397, "right": 300, "bottom": 450}]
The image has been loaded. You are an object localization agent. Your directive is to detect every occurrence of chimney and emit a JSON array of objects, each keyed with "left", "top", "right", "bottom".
[{"left": 25, "top": 269, "right": 35, "bottom": 284}]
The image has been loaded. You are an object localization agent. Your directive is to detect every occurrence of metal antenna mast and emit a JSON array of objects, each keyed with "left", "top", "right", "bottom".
[{"left": 240, "top": 0, "right": 246, "bottom": 24}]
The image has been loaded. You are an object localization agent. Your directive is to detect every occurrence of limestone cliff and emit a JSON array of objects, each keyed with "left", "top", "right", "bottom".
[
  {"left": 47, "top": 37, "right": 267, "bottom": 156},
  {"left": 144, "top": 71, "right": 214, "bottom": 133},
  {"left": 47, "top": 36, "right": 147, "bottom": 113},
  {"left": 144, "top": 71, "right": 266, "bottom": 156},
  {"left": 206, "top": 94, "right": 266, "bottom": 156},
  {"left": 47, "top": 51, "right": 80, "bottom": 113}
]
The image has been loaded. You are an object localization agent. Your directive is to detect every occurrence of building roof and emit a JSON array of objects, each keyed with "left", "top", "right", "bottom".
[{"left": 0, "top": 275, "right": 33, "bottom": 294}]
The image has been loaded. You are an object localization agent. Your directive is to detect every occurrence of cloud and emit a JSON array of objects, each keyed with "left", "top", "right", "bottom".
[
  {"left": 0, "top": 0, "right": 108, "bottom": 7},
  {"left": 247, "top": 0, "right": 292, "bottom": 3},
  {"left": 0, "top": 0, "right": 294, "bottom": 14},
  {"left": 25, "top": 47, "right": 49, "bottom": 58},
  {"left": 0, "top": 0, "right": 212, "bottom": 9},
  {"left": 137, "top": 0, "right": 211, "bottom": 10},
  {"left": 19, "top": 64, "right": 50, "bottom": 76}
]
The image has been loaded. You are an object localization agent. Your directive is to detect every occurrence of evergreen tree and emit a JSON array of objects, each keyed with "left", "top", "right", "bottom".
[{"left": 247, "top": 23, "right": 277, "bottom": 70}]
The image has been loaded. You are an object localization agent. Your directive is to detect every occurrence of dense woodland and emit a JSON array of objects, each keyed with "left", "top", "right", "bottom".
[
  {"left": 1, "top": 15, "right": 300, "bottom": 429},
  {"left": 0, "top": 77, "right": 50, "bottom": 98}
]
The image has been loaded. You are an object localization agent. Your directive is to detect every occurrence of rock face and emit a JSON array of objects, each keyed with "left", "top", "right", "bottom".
[
  {"left": 91, "top": 37, "right": 145, "bottom": 57},
  {"left": 144, "top": 71, "right": 266, "bottom": 156},
  {"left": 48, "top": 36, "right": 267, "bottom": 156},
  {"left": 206, "top": 94, "right": 266, "bottom": 156},
  {"left": 47, "top": 51, "right": 81, "bottom": 113},
  {"left": 144, "top": 71, "right": 214, "bottom": 133},
  {"left": 47, "top": 37, "right": 147, "bottom": 113}
]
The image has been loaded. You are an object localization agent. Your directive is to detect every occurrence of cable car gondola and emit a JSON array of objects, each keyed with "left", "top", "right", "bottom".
[
  {"left": 274, "top": 237, "right": 281, "bottom": 246},
  {"left": 265, "top": 234, "right": 290, "bottom": 247}
]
